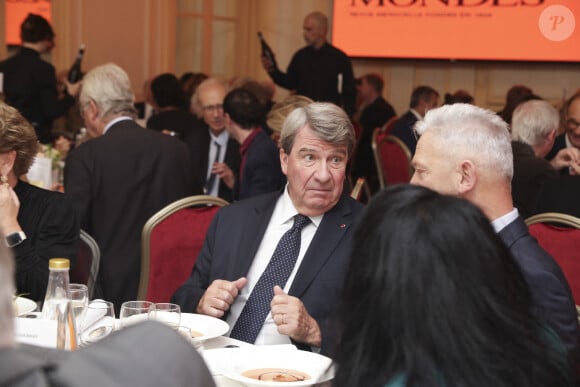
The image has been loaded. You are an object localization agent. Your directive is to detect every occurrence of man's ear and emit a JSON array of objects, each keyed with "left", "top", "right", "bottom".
[
  {"left": 457, "top": 159, "right": 477, "bottom": 195},
  {"left": 280, "top": 148, "right": 289, "bottom": 176},
  {"left": 0, "top": 150, "right": 17, "bottom": 177}
]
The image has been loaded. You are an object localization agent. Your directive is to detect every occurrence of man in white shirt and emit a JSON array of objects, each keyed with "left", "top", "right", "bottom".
[
  {"left": 410, "top": 103, "right": 579, "bottom": 361},
  {"left": 173, "top": 102, "right": 363, "bottom": 355}
]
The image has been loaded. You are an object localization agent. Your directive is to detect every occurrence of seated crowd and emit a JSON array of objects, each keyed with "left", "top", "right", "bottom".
[{"left": 1, "top": 10, "right": 580, "bottom": 387}]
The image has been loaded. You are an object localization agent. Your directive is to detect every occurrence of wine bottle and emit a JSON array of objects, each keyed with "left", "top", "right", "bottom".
[
  {"left": 67, "top": 44, "right": 85, "bottom": 83},
  {"left": 41, "top": 258, "right": 78, "bottom": 350},
  {"left": 257, "top": 32, "right": 277, "bottom": 71}
]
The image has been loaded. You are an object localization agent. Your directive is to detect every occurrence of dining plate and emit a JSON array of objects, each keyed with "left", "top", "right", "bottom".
[
  {"left": 216, "top": 347, "right": 334, "bottom": 387},
  {"left": 14, "top": 296, "right": 37, "bottom": 316},
  {"left": 180, "top": 313, "right": 229, "bottom": 342}
]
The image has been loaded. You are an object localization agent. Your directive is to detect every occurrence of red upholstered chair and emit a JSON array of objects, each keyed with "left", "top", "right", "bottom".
[
  {"left": 372, "top": 130, "right": 414, "bottom": 189},
  {"left": 525, "top": 212, "right": 580, "bottom": 306},
  {"left": 70, "top": 230, "right": 101, "bottom": 298},
  {"left": 137, "top": 195, "right": 229, "bottom": 303},
  {"left": 381, "top": 116, "right": 399, "bottom": 135}
]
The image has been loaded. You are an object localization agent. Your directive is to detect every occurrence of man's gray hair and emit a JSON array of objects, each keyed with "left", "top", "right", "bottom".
[
  {"left": 280, "top": 102, "right": 355, "bottom": 156},
  {"left": 0, "top": 239, "right": 15, "bottom": 348},
  {"left": 191, "top": 78, "right": 227, "bottom": 111},
  {"left": 80, "top": 63, "right": 136, "bottom": 120},
  {"left": 511, "top": 100, "right": 559, "bottom": 147},
  {"left": 415, "top": 103, "right": 513, "bottom": 180}
]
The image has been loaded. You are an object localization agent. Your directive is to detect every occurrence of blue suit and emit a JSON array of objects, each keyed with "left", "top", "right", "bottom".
[
  {"left": 172, "top": 191, "right": 363, "bottom": 354},
  {"left": 498, "top": 216, "right": 579, "bottom": 358},
  {"left": 390, "top": 110, "right": 418, "bottom": 156}
]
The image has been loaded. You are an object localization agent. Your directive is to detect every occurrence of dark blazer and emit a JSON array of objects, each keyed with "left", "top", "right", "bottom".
[
  {"left": 0, "top": 322, "right": 215, "bottom": 387},
  {"left": 498, "top": 216, "right": 579, "bottom": 358},
  {"left": 184, "top": 127, "right": 241, "bottom": 202},
  {"left": 237, "top": 130, "right": 286, "bottom": 200},
  {"left": 0, "top": 47, "right": 75, "bottom": 143},
  {"left": 536, "top": 175, "right": 580, "bottom": 218},
  {"left": 64, "top": 119, "right": 195, "bottom": 310},
  {"left": 511, "top": 141, "right": 558, "bottom": 219},
  {"left": 172, "top": 191, "right": 364, "bottom": 354},
  {"left": 390, "top": 110, "right": 419, "bottom": 156},
  {"left": 546, "top": 134, "right": 571, "bottom": 175},
  {"left": 353, "top": 97, "right": 396, "bottom": 184},
  {"left": 146, "top": 109, "right": 204, "bottom": 140}
]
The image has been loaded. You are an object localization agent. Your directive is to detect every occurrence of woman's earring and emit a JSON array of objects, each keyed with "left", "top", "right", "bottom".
[{"left": 1, "top": 175, "right": 8, "bottom": 186}]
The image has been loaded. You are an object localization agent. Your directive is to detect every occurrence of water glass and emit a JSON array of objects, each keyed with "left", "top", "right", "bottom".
[
  {"left": 81, "top": 300, "right": 115, "bottom": 345},
  {"left": 148, "top": 302, "right": 181, "bottom": 329},
  {"left": 119, "top": 301, "right": 154, "bottom": 328},
  {"left": 68, "top": 283, "right": 88, "bottom": 329}
]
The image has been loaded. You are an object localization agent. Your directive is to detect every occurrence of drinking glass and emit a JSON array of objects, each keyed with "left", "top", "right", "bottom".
[
  {"left": 148, "top": 302, "right": 181, "bottom": 329},
  {"left": 68, "top": 283, "right": 88, "bottom": 330},
  {"left": 81, "top": 300, "right": 115, "bottom": 345},
  {"left": 119, "top": 301, "right": 154, "bottom": 328}
]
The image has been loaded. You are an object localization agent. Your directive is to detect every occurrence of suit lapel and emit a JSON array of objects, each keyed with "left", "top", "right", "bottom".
[
  {"left": 289, "top": 195, "right": 354, "bottom": 297},
  {"left": 231, "top": 193, "right": 279, "bottom": 278}
]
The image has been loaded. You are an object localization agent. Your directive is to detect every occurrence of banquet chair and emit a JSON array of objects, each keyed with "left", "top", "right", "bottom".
[
  {"left": 137, "top": 195, "right": 229, "bottom": 303},
  {"left": 381, "top": 116, "right": 399, "bottom": 135},
  {"left": 525, "top": 212, "right": 580, "bottom": 305},
  {"left": 372, "top": 130, "right": 414, "bottom": 189},
  {"left": 70, "top": 230, "right": 101, "bottom": 298}
]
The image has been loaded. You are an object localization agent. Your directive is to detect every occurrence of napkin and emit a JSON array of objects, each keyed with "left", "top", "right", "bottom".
[{"left": 79, "top": 300, "right": 108, "bottom": 332}]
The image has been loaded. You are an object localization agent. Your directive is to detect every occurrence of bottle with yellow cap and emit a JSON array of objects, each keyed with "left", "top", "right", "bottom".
[{"left": 41, "top": 258, "right": 78, "bottom": 350}]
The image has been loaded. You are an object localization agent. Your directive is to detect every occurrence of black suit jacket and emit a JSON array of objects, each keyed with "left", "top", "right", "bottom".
[
  {"left": 546, "top": 134, "right": 571, "bottom": 175},
  {"left": 0, "top": 322, "right": 215, "bottom": 387},
  {"left": 236, "top": 130, "right": 285, "bottom": 200},
  {"left": 0, "top": 47, "right": 75, "bottom": 143},
  {"left": 536, "top": 175, "right": 580, "bottom": 218},
  {"left": 172, "top": 191, "right": 363, "bottom": 354},
  {"left": 353, "top": 96, "right": 396, "bottom": 183},
  {"left": 64, "top": 119, "right": 195, "bottom": 309},
  {"left": 184, "top": 127, "right": 240, "bottom": 202},
  {"left": 511, "top": 141, "right": 558, "bottom": 219},
  {"left": 498, "top": 216, "right": 579, "bottom": 357},
  {"left": 390, "top": 110, "right": 419, "bottom": 156}
]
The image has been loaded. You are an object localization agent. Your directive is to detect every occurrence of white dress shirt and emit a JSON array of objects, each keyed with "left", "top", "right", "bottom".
[
  {"left": 491, "top": 208, "right": 520, "bottom": 233},
  {"left": 226, "top": 186, "right": 323, "bottom": 345}
]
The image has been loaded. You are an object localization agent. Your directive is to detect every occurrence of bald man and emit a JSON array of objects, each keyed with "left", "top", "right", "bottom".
[{"left": 261, "top": 12, "right": 356, "bottom": 116}]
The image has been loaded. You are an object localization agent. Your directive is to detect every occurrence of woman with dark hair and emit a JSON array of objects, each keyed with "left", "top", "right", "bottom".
[
  {"left": 0, "top": 102, "right": 78, "bottom": 301},
  {"left": 333, "top": 185, "right": 574, "bottom": 387}
]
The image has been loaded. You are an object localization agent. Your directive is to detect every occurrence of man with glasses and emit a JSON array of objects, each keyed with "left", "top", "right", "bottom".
[
  {"left": 391, "top": 85, "right": 439, "bottom": 156},
  {"left": 185, "top": 78, "right": 240, "bottom": 202},
  {"left": 547, "top": 92, "right": 580, "bottom": 175}
]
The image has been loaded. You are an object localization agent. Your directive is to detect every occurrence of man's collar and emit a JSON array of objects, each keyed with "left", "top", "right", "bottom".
[
  {"left": 279, "top": 185, "right": 323, "bottom": 228},
  {"left": 103, "top": 116, "right": 132, "bottom": 135},
  {"left": 210, "top": 129, "right": 229, "bottom": 146},
  {"left": 491, "top": 208, "right": 519, "bottom": 233}
]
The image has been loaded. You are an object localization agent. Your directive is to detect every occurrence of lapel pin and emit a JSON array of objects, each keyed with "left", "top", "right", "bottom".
[{"left": 340, "top": 223, "right": 346, "bottom": 228}]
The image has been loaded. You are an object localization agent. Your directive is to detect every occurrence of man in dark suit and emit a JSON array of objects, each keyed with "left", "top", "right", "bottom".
[
  {"left": 0, "top": 239, "right": 214, "bottom": 387},
  {"left": 173, "top": 102, "right": 363, "bottom": 355},
  {"left": 546, "top": 92, "right": 580, "bottom": 175},
  {"left": 223, "top": 88, "right": 285, "bottom": 200},
  {"left": 410, "top": 103, "right": 579, "bottom": 361},
  {"left": 0, "top": 13, "right": 80, "bottom": 144},
  {"left": 391, "top": 85, "right": 439, "bottom": 156},
  {"left": 64, "top": 63, "right": 195, "bottom": 311},
  {"left": 536, "top": 175, "right": 580, "bottom": 218},
  {"left": 352, "top": 73, "right": 396, "bottom": 192},
  {"left": 184, "top": 78, "right": 240, "bottom": 202}
]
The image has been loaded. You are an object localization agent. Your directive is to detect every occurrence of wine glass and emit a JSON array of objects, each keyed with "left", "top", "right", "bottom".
[
  {"left": 119, "top": 301, "right": 153, "bottom": 328},
  {"left": 81, "top": 300, "right": 115, "bottom": 345},
  {"left": 68, "top": 283, "right": 88, "bottom": 330},
  {"left": 148, "top": 303, "right": 181, "bottom": 329}
]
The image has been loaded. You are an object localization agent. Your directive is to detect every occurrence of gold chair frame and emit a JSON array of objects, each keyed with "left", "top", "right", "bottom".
[{"left": 525, "top": 212, "right": 580, "bottom": 228}]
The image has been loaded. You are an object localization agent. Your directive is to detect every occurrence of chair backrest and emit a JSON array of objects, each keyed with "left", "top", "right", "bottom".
[
  {"left": 525, "top": 212, "right": 580, "bottom": 304},
  {"left": 372, "top": 130, "right": 414, "bottom": 189},
  {"left": 70, "top": 230, "right": 101, "bottom": 298},
  {"left": 138, "top": 195, "right": 228, "bottom": 303},
  {"left": 381, "top": 116, "right": 399, "bottom": 135}
]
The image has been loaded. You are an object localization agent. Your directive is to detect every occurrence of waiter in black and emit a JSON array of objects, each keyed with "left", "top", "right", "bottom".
[
  {"left": 261, "top": 12, "right": 356, "bottom": 117},
  {"left": 0, "top": 14, "right": 79, "bottom": 143}
]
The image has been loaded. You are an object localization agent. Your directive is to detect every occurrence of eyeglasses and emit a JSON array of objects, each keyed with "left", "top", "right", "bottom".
[
  {"left": 202, "top": 104, "right": 224, "bottom": 113},
  {"left": 565, "top": 118, "right": 580, "bottom": 131}
]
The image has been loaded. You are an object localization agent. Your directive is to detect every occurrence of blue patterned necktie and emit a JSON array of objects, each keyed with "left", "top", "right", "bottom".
[
  {"left": 230, "top": 214, "right": 311, "bottom": 343},
  {"left": 204, "top": 141, "right": 222, "bottom": 194}
]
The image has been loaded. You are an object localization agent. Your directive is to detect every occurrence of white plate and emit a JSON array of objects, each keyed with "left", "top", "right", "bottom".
[
  {"left": 14, "top": 297, "right": 37, "bottom": 316},
  {"left": 216, "top": 347, "right": 334, "bottom": 387},
  {"left": 180, "top": 313, "right": 229, "bottom": 342}
]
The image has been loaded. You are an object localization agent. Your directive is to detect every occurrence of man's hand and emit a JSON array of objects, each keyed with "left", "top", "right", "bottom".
[
  {"left": 196, "top": 277, "right": 247, "bottom": 318},
  {"left": 270, "top": 286, "right": 321, "bottom": 347},
  {"left": 212, "top": 162, "right": 235, "bottom": 189},
  {"left": 550, "top": 147, "right": 580, "bottom": 171},
  {"left": 64, "top": 79, "right": 82, "bottom": 97}
]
